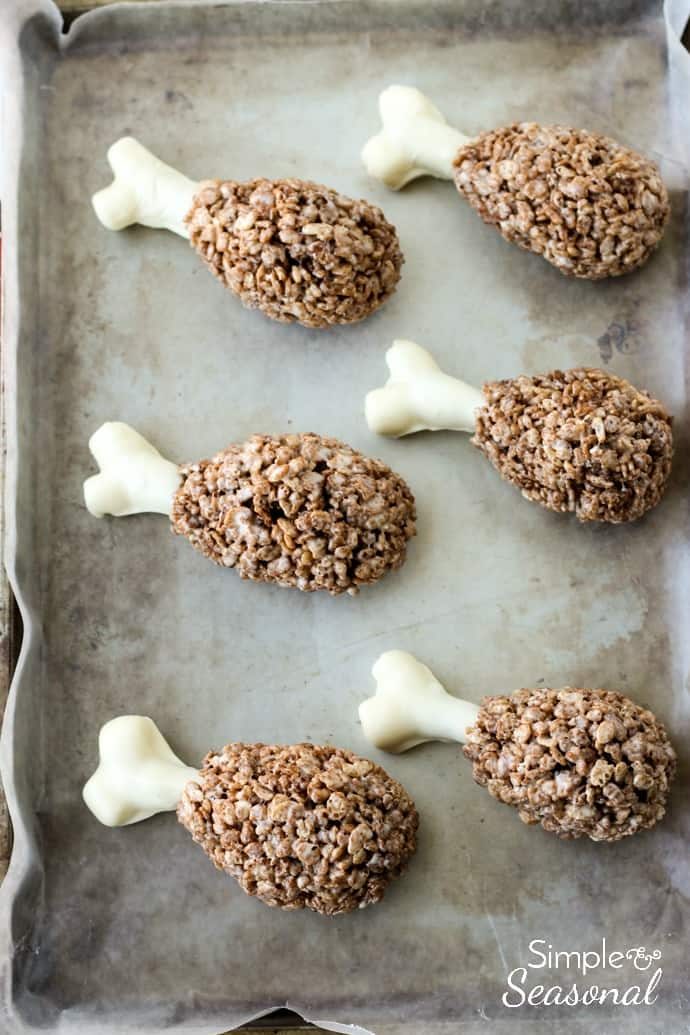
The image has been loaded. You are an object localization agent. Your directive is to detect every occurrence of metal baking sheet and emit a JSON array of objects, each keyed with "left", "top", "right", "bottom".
[{"left": 1, "top": 1, "right": 689, "bottom": 1032}]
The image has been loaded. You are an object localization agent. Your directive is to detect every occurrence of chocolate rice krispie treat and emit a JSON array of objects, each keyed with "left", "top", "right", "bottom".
[
  {"left": 171, "top": 432, "right": 416, "bottom": 594},
  {"left": 186, "top": 178, "right": 403, "bottom": 327},
  {"left": 464, "top": 687, "right": 676, "bottom": 842},
  {"left": 92, "top": 137, "right": 403, "bottom": 328},
  {"left": 178, "top": 742, "right": 419, "bottom": 914},
  {"left": 362, "top": 87, "right": 668, "bottom": 279},
  {"left": 453, "top": 124, "right": 668, "bottom": 279},
  {"left": 83, "top": 716, "right": 419, "bottom": 916},
  {"left": 473, "top": 367, "right": 673, "bottom": 523},
  {"left": 360, "top": 650, "right": 677, "bottom": 844}
]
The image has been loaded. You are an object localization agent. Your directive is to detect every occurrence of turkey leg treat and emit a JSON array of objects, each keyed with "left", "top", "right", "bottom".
[
  {"left": 365, "top": 340, "right": 673, "bottom": 523},
  {"left": 92, "top": 138, "right": 403, "bottom": 328},
  {"left": 362, "top": 86, "right": 669, "bottom": 279},
  {"left": 360, "top": 651, "right": 676, "bottom": 843},
  {"left": 83, "top": 716, "right": 418, "bottom": 916},
  {"left": 83, "top": 422, "right": 416, "bottom": 595}
]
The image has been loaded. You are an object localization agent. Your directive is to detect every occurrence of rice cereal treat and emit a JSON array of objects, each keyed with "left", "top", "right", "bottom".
[
  {"left": 360, "top": 651, "right": 676, "bottom": 843},
  {"left": 84, "top": 424, "right": 416, "bottom": 595},
  {"left": 363, "top": 86, "right": 668, "bottom": 278},
  {"left": 365, "top": 340, "right": 673, "bottom": 524},
  {"left": 93, "top": 138, "right": 402, "bottom": 327},
  {"left": 83, "top": 716, "right": 419, "bottom": 916}
]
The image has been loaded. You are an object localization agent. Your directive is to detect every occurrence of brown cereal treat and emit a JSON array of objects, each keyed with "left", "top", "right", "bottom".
[
  {"left": 463, "top": 687, "right": 676, "bottom": 842},
  {"left": 453, "top": 124, "right": 668, "bottom": 279},
  {"left": 177, "top": 742, "right": 418, "bottom": 915},
  {"left": 472, "top": 367, "right": 673, "bottom": 523},
  {"left": 186, "top": 178, "right": 403, "bottom": 327},
  {"left": 170, "top": 432, "right": 416, "bottom": 594}
]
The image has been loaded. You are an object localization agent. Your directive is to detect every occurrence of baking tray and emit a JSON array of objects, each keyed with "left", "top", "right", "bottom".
[{"left": 1, "top": 1, "right": 690, "bottom": 1032}]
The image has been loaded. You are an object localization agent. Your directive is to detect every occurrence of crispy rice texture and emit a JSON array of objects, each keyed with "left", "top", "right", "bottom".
[
  {"left": 178, "top": 742, "right": 419, "bottom": 915},
  {"left": 170, "top": 432, "right": 416, "bottom": 595},
  {"left": 464, "top": 687, "right": 676, "bottom": 842},
  {"left": 186, "top": 178, "right": 403, "bottom": 327},
  {"left": 472, "top": 368, "right": 673, "bottom": 523},
  {"left": 453, "top": 124, "right": 669, "bottom": 279}
]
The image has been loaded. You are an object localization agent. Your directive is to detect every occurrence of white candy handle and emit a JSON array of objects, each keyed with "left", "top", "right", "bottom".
[
  {"left": 83, "top": 422, "right": 181, "bottom": 518},
  {"left": 359, "top": 650, "right": 480, "bottom": 753},
  {"left": 83, "top": 716, "right": 200, "bottom": 827},
  {"left": 92, "top": 137, "right": 201, "bottom": 238},
  {"left": 362, "top": 86, "right": 470, "bottom": 189},
  {"left": 365, "top": 340, "right": 484, "bottom": 437}
]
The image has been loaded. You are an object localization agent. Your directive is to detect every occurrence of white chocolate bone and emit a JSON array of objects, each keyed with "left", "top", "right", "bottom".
[
  {"left": 359, "top": 650, "right": 479, "bottom": 753},
  {"left": 83, "top": 716, "right": 200, "bottom": 827},
  {"left": 83, "top": 422, "right": 181, "bottom": 518},
  {"left": 92, "top": 137, "right": 201, "bottom": 238},
  {"left": 365, "top": 340, "right": 484, "bottom": 437},
  {"left": 362, "top": 86, "right": 471, "bottom": 190}
]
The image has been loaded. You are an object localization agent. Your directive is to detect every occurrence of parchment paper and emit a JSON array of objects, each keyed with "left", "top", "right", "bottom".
[{"left": 1, "top": 1, "right": 689, "bottom": 1032}]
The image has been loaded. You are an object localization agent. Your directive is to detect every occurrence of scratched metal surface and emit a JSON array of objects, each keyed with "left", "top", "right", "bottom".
[{"left": 1, "top": 0, "right": 689, "bottom": 1032}]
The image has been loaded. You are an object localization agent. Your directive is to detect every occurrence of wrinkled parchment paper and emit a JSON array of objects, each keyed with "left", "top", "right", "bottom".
[{"left": 1, "top": 1, "right": 689, "bottom": 1032}]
